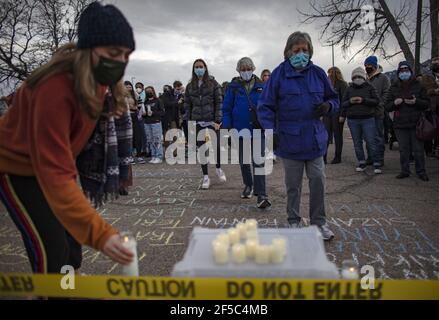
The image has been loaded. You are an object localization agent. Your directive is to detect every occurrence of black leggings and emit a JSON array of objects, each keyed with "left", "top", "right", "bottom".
[
  {"left": 195, "top": 124, "right": 221, "bottom": 175},
  {"left": 0, "top": 174, "right": 82, "bottom": 273}
]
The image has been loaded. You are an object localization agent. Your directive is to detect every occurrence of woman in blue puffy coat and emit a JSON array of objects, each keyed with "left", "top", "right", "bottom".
[
  {"left": 223, "top": 57, "right": 271, "bottom": 209},
  {"left": 257, "top": 31, "right": 339, "bottom": 240}
]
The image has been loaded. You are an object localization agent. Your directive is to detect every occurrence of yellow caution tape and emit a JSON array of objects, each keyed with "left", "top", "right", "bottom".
[{"left": 1, "top": 273, "right": 438, "bottom": 300}]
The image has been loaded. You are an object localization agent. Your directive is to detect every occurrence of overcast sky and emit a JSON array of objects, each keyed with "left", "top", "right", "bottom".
[{"left": 110, "top": 0, "right": 431, "bottom": 92}]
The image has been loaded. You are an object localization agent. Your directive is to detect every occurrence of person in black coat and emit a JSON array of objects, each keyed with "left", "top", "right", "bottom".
[{"left": 385, "top": 61, "right": 430, "bottom": 181}]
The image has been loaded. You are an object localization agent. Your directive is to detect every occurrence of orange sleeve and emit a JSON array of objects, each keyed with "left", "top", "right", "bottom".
[{"left": 28, "top": 79, "right": 117, "bottom": 251}]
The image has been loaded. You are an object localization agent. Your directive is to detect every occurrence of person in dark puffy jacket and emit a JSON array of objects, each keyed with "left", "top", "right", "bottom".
[
  {"left": 184, "top": 58, "right": 226, "bottom": 189},
  {"left": 222, "top": 57, "right": 271, "bottom": 209},
  {"left": 143, "top": 86, "right": 165, "bottom": 164},
  {"left": 340, "top": 67, "right": 381, "bottom": 174},
  {"left": 257, "top": 31, "right": 339, "bottom": 240},
  {"left": 385, "top": 61, "right": 430, "bottom": 181}
]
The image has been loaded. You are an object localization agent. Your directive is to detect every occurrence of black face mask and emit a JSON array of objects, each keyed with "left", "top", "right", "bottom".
[
  {"left": 93, "top": 56, "right": 127, "bottom": 86},
  {"left": 146, "top": 92, "right": 154, "bottom": 98},
  {"left": 432, "top": 65, "right": 439, "bottom": 74},
  {"left": 365, "top": 66, "right": 375, "bottom": 75}
]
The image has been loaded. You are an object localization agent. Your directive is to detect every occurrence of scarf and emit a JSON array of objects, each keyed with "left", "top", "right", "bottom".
[{"left": 77, "top": 92, "right": 133, "bottom": 208}]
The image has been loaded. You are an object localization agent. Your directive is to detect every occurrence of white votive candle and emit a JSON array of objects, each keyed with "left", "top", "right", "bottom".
[
  {"left": 232, "top": 243, "right": 246, "bottom": 264},
  {"left": 270, "top": 244, "right": 284, "bottom": 264},
  {"left": 255, "top": 245, "right": 270, "bottom": 264},
  {"left": 246, "top": 230, "right": 259, "bottom": 241},
  {"left": 228, "top": 228, "right": 240, "bottom": 244},
  {"left": 341, "top": 267, "right": 359, "bottom": 279},
  {"left": 246, "top": 219, "right": 258, "bottom": 231},
  {"left": 213, "top": 242, "right": 229, "bottom": 264},
  {"left": 120, "top": 232, "right": 139, "bottom": 276},
  {"left": 245, "top": 239, "right": 258, "bottom": 259},
  {"left": 272, "top": 237, "right": 287, "bottom": 257},
  {"left": 216, "top": 233, "right": 230, "bottom": 247},
  {"left": 236, "top": 222, "right": 247, "bottom": 240}
]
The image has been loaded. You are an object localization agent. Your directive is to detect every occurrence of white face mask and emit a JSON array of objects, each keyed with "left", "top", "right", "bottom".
[
  {"left": 353, "top": 78, "right": 365, "bottom": 86},
  {"left": 136, "top": 88, "right": 143, "bottom": 94},
  {"left": 240, "top": 71, "right": 253, "bottom": 81}
]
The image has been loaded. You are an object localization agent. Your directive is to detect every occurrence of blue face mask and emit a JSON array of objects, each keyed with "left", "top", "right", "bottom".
[
  {"left": 240, "top": 71, "right": 253, "bottom": 81},
  {"left": 194, "top": 67, "right": 205, "bottom": 78},
  {"left": 399, "top": 71, "right": 412, "bottom": 81},
  {"left": 289, "top": 52, "right": 310, "bottom": 69}
]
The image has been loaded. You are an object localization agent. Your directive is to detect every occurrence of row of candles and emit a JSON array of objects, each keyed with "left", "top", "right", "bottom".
[{"left": 212, "top": 219, "right": 287, "bottom": 265}]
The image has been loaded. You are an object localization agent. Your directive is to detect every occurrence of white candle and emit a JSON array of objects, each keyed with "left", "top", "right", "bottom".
[
  {"left": 246, "top": 230, "right": 259, "bottom": 241},
  {"left": 255, "top": 245, "right": 270, "bottom": 264},
  {"left": 236, "top": 223, "right": 247, "bottom": 240},
  {"left": 213, "top": 242, "right": 229, "bottom": 264},
  {"left": 231, "top": 244, "right": 246, "bottom": 264},
  {"left": 341, "top": 268, "right": 359, "bottom": 279},
  {"left": 272, "top": 237, "right": 287, "bottom": 257},
  {"left": 228, "top": 228, "right": 240, "bottom": 244},
  {"left": 216, "top": 233, "right": 230, "bottom": 247},
  {"left": 270, "top": 244, "right": 284, "bottom": 264},
  {"left": 121, "top": 232, "right": 139, "bottom": 276},
  {"left": 245, "top": 239, "right": 258, "bottom": 259},
  {"left": 246, "top": 219, "right": 258, "bottom": 231}
]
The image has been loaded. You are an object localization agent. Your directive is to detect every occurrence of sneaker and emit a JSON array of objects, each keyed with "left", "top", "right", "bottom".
[
  {"left": 330, "top": 157, "right": 341, "bottom": 164},
  {"left": 148, "top": 158, "right": 156, "bottom": 163},
  {"left": 374, "top": 167, "right": 382, "bottom": 174},
  {"left": 317, "top": 224, "right": 335, "bottom": 241},
  {"left": 257, "top": 196, "right": 271, "bottom": 209},
  {"left": 119, "top": 187, "right": 128, "bottom": 196},
  {"left": 136, "top": 157, "right": 146, "bottom": 164},
  {"left": 396, "top": 173, "right": 410, "bottom": 179},
  {"left": 418, "top": 173, "right": 429, "bottom": 182},
  {"left": 241, "top": 185, "right": 253, "bottom": 199},
  {"left": 154, "top": 158, "right": 163, "bottom": 164},
  {"left": 129, "top": 158, "right": 136, "bottom": 165},
  {"left": 201, "top": 175, "right": 210, "bottom": 189},
  {"left": 216, "top": 168, "right": 226, "bottom": 182},
  {"left": 356, "top": 164, "right": 367, "bottom": 172}
]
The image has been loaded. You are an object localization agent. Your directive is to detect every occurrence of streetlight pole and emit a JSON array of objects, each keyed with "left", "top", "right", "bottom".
[{"left": 331, "top": 41, "right": 335, "bottom": 67}]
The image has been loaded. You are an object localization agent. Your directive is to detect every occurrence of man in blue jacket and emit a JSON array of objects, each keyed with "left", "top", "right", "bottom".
[
  {"left": 257, "top": 31, "right": 339, "bottom": 240},
  {"left": 223, "top": 57, "right": 271, "bottom": 209}
]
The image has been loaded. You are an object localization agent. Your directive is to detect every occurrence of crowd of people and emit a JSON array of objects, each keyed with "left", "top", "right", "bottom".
[{"left": 0, "top": 2, "right": 438, "bottom": 274}]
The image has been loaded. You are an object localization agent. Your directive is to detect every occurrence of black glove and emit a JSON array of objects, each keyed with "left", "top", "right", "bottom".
[{"left": 313, "top": 102, "right": 331, "bottom": 118}]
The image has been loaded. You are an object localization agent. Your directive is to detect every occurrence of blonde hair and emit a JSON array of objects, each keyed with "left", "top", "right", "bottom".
[
  {"left": 327, "top": 67, "right": 345, "bottom": 86},
  {"left": 26, "top": 43, "right": 126, "bottom": 119}
]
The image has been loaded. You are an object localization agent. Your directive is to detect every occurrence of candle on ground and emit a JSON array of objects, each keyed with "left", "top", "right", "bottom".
[
  {"left": 231, "top": 244, "right": 246, "bottom": 264},
  {"left": 213, "top": 242, "right": 229, "bottom": 264},
  {"left": 216, "top": 233, "right": 230, "bottom": 247},
  {"left": 228, "top": 228, "right": 240, "bottom": 244},
  {"left": 272, "top": 237, "right": 287, "bottom": 257},
  {"left": 245, "top": 239, "right": 258, "bottom": 259},
  {"left": 270, "top": 244, "right": 284, "bottom": 264},
  {"left": 236, "top": 222, "right": 247, "bottom": 240},
  {"left": 246, "top": 230, "right": 259, "bottom": 241},
  {"left": 245, "top": 219, "right": 258, "bottom": 231}
]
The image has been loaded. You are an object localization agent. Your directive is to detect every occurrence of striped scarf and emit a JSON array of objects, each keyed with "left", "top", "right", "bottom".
[{"left": 77, "top": 92, "right": 133, "bottom": 207}]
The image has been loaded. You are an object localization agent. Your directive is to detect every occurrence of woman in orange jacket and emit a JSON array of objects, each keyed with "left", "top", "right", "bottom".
[{"left": 0, "top": 2, "right": 136, "bottom": 273}]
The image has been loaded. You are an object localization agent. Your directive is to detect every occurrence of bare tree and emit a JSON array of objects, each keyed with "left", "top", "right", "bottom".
[
  {"left": 430, "top": 0, "right": 439, "bottom": 58},
  {"left": 0, "top": 0, "right": 92, "bottom": 90},
  {"left": 298, "top": 0, "right": 433, "bottom": 64}
]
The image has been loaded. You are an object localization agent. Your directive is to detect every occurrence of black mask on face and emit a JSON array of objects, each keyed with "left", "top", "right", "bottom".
[
  {"left": 146, "top": 92, "right": 153, "bottom": 98},
  {"left": 93, "top": 56, "right": 127, "bottom": 86},
  {"left": 432, "top": 64, "right": 439, "bottom": 74},
  {"left": 365, "top": 66, "right": 375, "bottom": 75}
]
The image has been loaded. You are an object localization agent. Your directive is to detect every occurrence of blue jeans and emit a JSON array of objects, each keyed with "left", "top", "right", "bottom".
[
  {"left": 144, "top": 122, "right": 163, "bottom": 159},
  {"left": 347, "top": 118, "right": 380, "bottom": 166},
  {"left": 367, "top": 118, "right": 385, "bottom": 163},
  {"left": 239, "top": 136, "right": 266, "bottom": 197}
]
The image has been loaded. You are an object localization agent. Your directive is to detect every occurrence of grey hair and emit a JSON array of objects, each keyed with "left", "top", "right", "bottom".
[
  {"left": 283, "top": 31, "right": 313, "bottom": 59},
  {"left": 236, "top": 57, "right": 255, "bottom": 72}
]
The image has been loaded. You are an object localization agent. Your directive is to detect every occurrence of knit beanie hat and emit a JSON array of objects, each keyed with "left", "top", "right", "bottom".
[
  {"left": 397, "top": 61, "right": 413, "bottom": 73},
  {"left": 364, "top": 56, "right": 378, "bottom": 68},
  {"left": 351, "top": 67, "right": 367, "bottom": 80},
  {"left": 77, "top": 2, "right": 135, "bottom": 51}
]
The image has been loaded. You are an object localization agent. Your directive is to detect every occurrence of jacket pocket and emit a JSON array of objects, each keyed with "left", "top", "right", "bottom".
[
  {"left": 278, "top": 125, "right": 302, "bottom": 154},
  {"left": 314, "top": 123, "right": 328, "bottom": 150}
]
